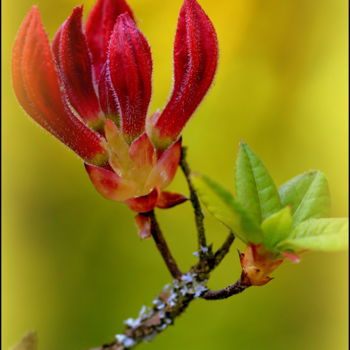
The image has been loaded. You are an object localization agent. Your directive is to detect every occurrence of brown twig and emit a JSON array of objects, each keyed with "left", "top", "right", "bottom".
[
  {"left": 147, "top": 210, "right": 182, "bottom": 279},
  {"left": 180, "top": 146, "right": 207, "bottom": 253},
  {"left": 200, "top": 279, "right": 251, "bottom": 300},
  {"left": 214, "top": 232, "right": 235, "bottom": 267},
  {"left": 88, "top": 230, "right": 238, "bottom": 350},
  {"left": 90, "top": 286, "right": 197, "bottom": 350}
]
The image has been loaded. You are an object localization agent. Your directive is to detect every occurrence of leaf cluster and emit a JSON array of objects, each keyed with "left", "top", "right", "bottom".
[{"left": 193, "top": 142, "right": 348, "bottom": 254}]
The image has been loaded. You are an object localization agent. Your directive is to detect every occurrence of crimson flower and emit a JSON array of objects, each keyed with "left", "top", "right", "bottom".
[{"left": 12, "top": 0, "right": 218, "bottom": 236}]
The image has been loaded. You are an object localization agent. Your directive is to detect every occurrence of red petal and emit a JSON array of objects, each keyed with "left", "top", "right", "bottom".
[
  {"left": 146, "top": 139, "right": 182, "bottom": 190},
  {"left": 156, "top": 191, "right": 188, "bottom": 209},
  {"left": 149, "top": 0, "right": 218, "bottom": 149},
  {"left": 125, "top": 188, "right": 159, "bottom": 213},
  {"left": 98, "top": 64, "right": 120, "bottom": 124},
  {"left": 108, "top": 14, "right": 152, "bottom": 143},
  {"left": 12, "top": 7, "right": 108, "bottom": 165},
  {"left": 85, "top": 163, "right": 136, "bottom": 201},
  {"left": 129, "top": 133, "right": 155, "bottom": 170},
  {"left": 52, "top": 25, "right": 62, "bottom": 64},
  {"left": 85, "top": 0, "right": 134, "bottom": 80},
  {"left": 53, "top": 6, "right": 103, "bottom": 129},
  {"left": 134, "top": 214, "right": 152, "bottom": 239}
]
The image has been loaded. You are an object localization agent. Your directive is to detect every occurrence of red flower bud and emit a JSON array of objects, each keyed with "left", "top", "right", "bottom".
[
  {"left": 98, "top": 64, "right": 120, "bottom": 123},
  {"left": 13, "top": 0, "right": 218, "bottom": 213},
  {"left": 53, "top": 6, "right": 103, "bottom": 129},
  {"left": 85, "top": 0, "right": 134, "bottom": 80},
  {"left": 108, "top": 13, "right": 152, "bottom": 143},
  {"left": 12, "top": 7, "right": 108, "bottom": 165},
  {"left": 149, "top": 0, "right": 218, "bottom": 149}
]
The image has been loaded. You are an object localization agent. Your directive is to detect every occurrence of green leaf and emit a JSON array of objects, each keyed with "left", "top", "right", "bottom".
[
  {"left": 192, "top": 174, "right": 263, "bottom": 244},
  {"left": 261, "top": 206, "right": 293, "bottom": 249},
  {"left": 279, "top": 171, "right": 330, "bottom": 225},
  {"left": 278, "top": 218, "right": 348, "bottom": 251},
  {"left": 235, "top": 142, "right": 281, "bottom": 223}
]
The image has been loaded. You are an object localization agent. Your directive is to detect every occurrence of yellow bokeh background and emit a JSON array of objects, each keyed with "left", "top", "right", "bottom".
[{"left": 2, "top": 0, "right": 348, "bottom": 349}]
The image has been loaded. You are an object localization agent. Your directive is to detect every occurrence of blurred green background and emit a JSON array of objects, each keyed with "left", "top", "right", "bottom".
[{"left": 2, "top": 0, "right": 348, "bottom": 349}]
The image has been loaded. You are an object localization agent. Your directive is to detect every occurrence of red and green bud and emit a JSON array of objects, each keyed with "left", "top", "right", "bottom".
[
  {"left": 148, "top": 0, "right": 218, "bottom": 149},
  {"left": 86, "top": 123, "right": 184, "bottom": 212},
  {"left": 85, "top": 0, "right": 134, "bottom": 80},
  {"left": 98, "top": 65, "right": 120, "bottom": 124},
  {"left": 53, "top": 6, "right": 103, "bottom": 130},
  {"left": 12, "top": 7, "right": 108, "bottom": 165},
  {"left": 12, "top": 0, "right": 216, "bottom": 217},
  {"left": 239, "top": 244, "right": 283, "bottom": 287},
  {"left": 107, "top": 14, "right": 152, "bottom": 143}
]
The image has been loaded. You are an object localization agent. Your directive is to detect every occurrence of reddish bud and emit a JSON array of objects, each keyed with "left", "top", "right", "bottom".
[
  {"left": 240, "top": 245, "right": 283, "bottom": 286},
  {"left": 12, "top": 7, "right": 108, "bottom": 165},
  {"left": 53, "top": 6, "right": 103, "bottom": 129},
  {"left": 108, "top": 14, "right": 152, "bottom": 143},
  {"left": 149, "top": 0, "right": 218, "bottom": 149},
  {"left": 98, "top": 64, "right": 120, "bottom": 123},
  {"left": 85, "top": 0, "right": 134, "bottom": 80}
]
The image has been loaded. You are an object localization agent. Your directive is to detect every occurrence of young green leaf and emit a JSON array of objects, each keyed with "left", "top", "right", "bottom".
[
  {"left": 192, "top": 174, "right": 263, "bottom": 244},
  {"left": 261, "top": 206, "right": 293, "bottom": 249},
  {"left": 279, "top": 170, "right": 324, "bottom": 212},
  {"left": 277, "top": 218, "right": 348, "bottom": 251},
  {"left": 280, "top": 171, "right": 330, "bottom": 226},
  {"left": 235, "top": 142, "right": 281, "bottom": 223}
]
